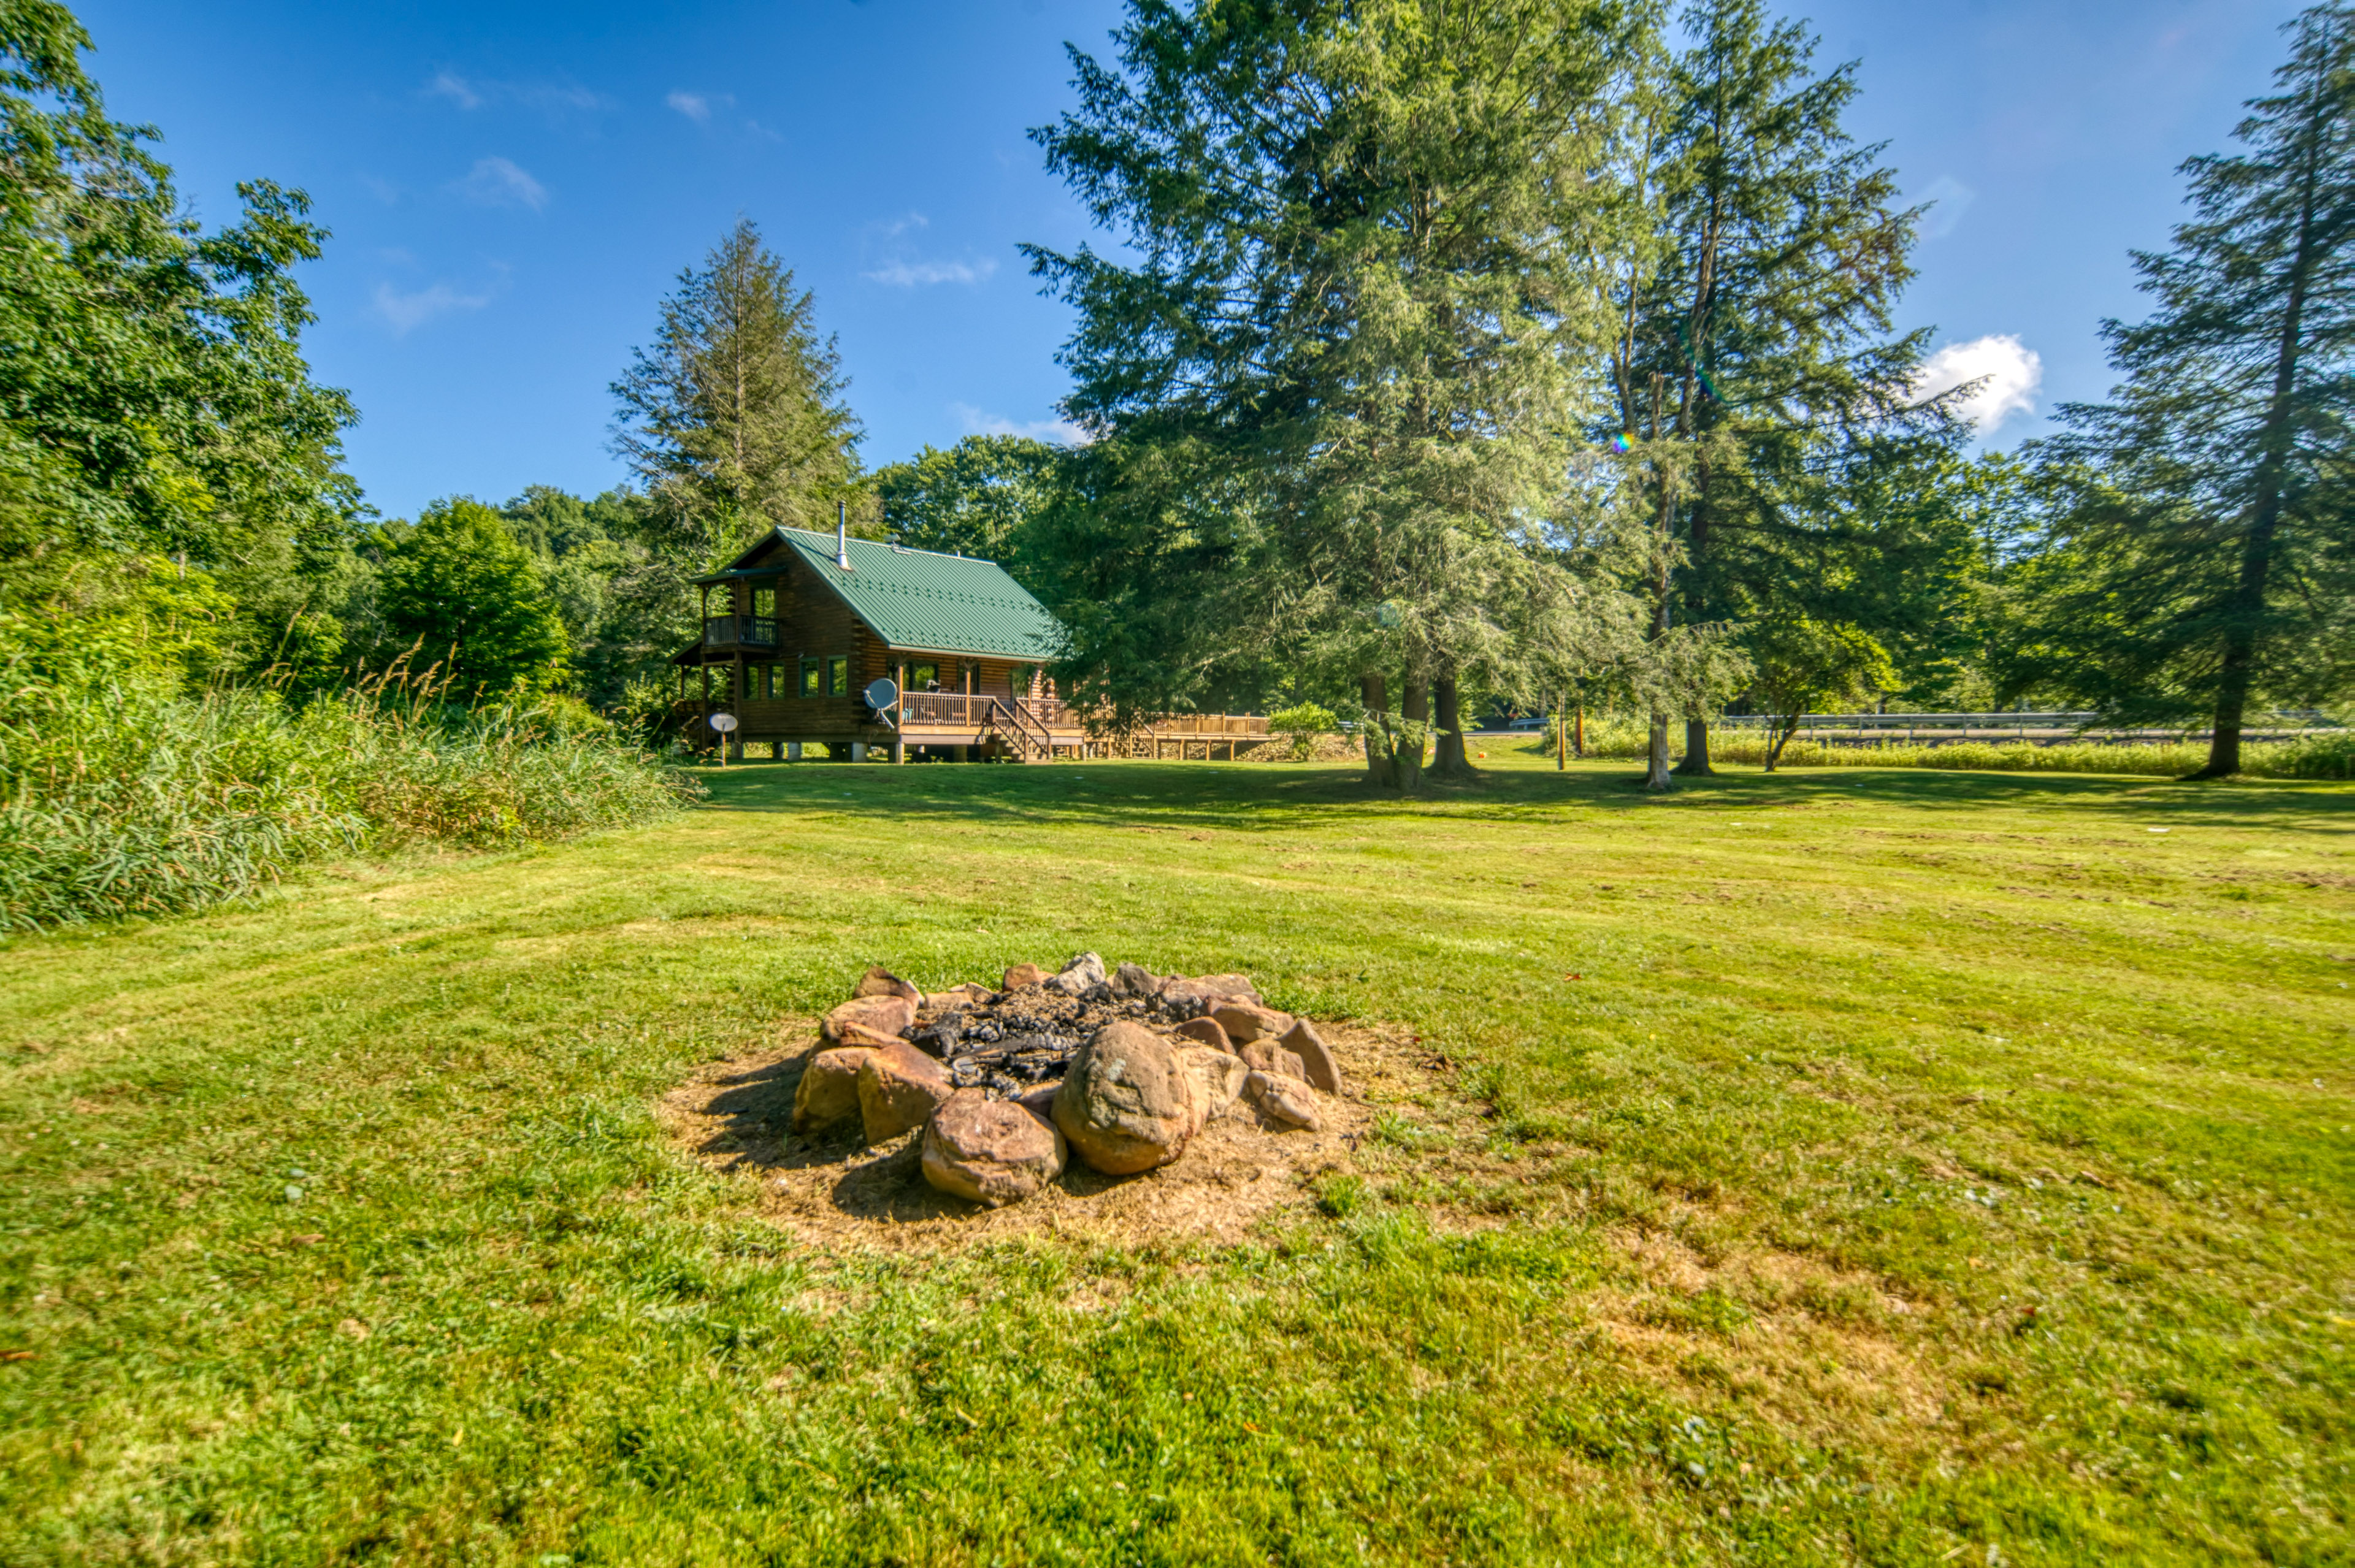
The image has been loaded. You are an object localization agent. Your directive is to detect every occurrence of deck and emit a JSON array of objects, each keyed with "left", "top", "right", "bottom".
[{"left": 680, "top": 693, "right": 1273, "bottom": 762}]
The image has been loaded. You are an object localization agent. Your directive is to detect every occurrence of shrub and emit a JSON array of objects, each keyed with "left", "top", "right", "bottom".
[
  {"left": 0, "top": 620, "right": 700, "bottom": 931},
  {"left": 1269, "top": 701, "right": 1338, "bottom": 761}
]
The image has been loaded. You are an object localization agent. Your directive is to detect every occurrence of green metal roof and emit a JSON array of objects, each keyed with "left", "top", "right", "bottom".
[{"left": 753, "top": 528, "right": 1065, "bottom": 660}]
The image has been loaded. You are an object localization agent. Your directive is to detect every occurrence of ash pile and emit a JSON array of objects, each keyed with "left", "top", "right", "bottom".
[{"left": 789, "top": 952, "right": 1344, "bottom": 1208}]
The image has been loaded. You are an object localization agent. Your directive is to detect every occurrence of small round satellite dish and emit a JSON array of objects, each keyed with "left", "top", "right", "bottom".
[
  {"left": 708, "top": 712, "right": 739, "bottom": 733},
  {"left": 864, "top": 677, "right": 900, "bottom": 709}
]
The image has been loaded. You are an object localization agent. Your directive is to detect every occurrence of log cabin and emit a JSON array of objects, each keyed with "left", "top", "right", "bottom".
[{"left": 671, "top": 521, "right": 1271, "bottom": 762}]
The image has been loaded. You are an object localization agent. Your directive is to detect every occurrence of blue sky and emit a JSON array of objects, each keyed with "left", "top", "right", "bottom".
[{"left": 77, "top": 0, "right": 2309, "bottom": 521}]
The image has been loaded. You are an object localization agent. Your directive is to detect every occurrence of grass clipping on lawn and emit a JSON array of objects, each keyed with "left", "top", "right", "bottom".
[{"left": 1, "top": 751, "right": 2348, "bottom": 1566}]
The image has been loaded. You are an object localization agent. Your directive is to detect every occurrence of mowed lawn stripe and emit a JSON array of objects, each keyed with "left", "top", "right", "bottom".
[{"left": 0, "top": 754, "right": 2348, "bottom": 1565}]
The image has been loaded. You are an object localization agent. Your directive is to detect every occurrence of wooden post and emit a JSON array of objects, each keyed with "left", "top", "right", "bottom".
[
  {"left": 1558, "top": 692, "right": 1567, "bottom": 771},
  {"left": 1576, "top": 702, "right": 1586, "bottom": 759}
]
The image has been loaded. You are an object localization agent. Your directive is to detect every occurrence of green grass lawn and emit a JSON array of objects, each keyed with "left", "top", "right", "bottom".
[{"left": 2, "top": 751, "right": 2349, "bottom": 1566}]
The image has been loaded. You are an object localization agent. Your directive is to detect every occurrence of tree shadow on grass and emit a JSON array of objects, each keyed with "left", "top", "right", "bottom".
[{"left": 684, "top": 757, "right": 2355, "bottom": 841}]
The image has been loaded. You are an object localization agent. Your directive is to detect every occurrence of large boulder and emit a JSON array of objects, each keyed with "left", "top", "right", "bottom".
[
  {"left": 857, "top": 1041, "right": 954, "bottom": 1142},
  {"left": 1240, "top": 1039, "right": 1309, "bottom": 1084},
  {"left": 1176, "top": 1045, "right": 1249, "bottom": 1130},
  {"left": 1112, "top": 962, "right": 1163, "bottom": 1000},
  {"left": 922, "top": 1091, "right": 1067, "bottom": 1206},
  {"left": 855, "top": 966, "right": 923, "bottom": 1005},
  {"left": 1212, "top": 1000, "right": 1294, "bottom": 1046},
  {"left": 1172, "top": 1015, "right": 1233, "bottom": 1052},
  {"left": 1052, "top": 1022, "right": 1198, "bottom": 1176},
  {"left": 1244, "top": 1069, "right": 1322, "bottom": 1131},
  {"left": 792, "top": 1047, "right": 872, "bottom": 1134},
  {"left": 1003, "top": 962, "right": 1047, "bottom": 990},
  {"left": 1279, "top": 1019, "right": 1341, "bottom": 1095},
  {"left": 1191, "top": 973, "right": 1263, "bottom": 1004},
  {"left": 822, "top": 994, "right": 916, "bottom": 1047},
  {"left": 1046, "top": 952, "right": 1108, "bottom": 996},
  {"left": 1159, "top": 973, "right": 1262, "bottom": 1017}
]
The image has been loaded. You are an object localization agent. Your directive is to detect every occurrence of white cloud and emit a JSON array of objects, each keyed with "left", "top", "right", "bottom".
[
  {"left": 371, "top": 281, "right": 492, "bottom": 335},
  {"left": 1915, "top": 334, "right": 2042, "bottom": 434},
  {"left": 454, "top": 156, "right": 548, "bottom": 210},
  {"left": 426, "top": 70, "right": 482, "bottom": 109},
  {"left": 950, "top": 402, "right": 1092, "bottom": 446},
  {"left": 666, "top": 90, "right": 711, "bottom": 121},
  {"left": 1915, "top": 175, "right": 1977, "bottom": 240},
  {"left": 424, "top": 71, "right": 605, "bottom": 118},
  {"left": 867, "top": 256, "right": 997, "bottom": 286}
]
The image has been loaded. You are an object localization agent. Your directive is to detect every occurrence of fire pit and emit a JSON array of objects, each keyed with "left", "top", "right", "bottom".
[{"left": 787, "top": 953, "right": 1346, "bottom": 1207}]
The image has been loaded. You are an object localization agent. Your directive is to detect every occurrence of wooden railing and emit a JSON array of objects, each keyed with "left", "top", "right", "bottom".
[
  {"left": 895, "top": 694, "right": 1271, "bottom": 738},
  {"left": 703, "top": 615, "right": 779, "bottom": 648},
  {"left": 1143, "top": 713, "right": 1271, "bottom": 736}
]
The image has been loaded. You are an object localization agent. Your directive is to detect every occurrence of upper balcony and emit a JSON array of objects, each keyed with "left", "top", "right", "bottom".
[{"left": 703, "top": 614, "right": 779, "bottom": 649}]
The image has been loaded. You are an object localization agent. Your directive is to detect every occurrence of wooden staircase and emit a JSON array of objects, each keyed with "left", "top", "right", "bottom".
[{"left": 980, "top": 697, "right": 1055, "bottom": 762}]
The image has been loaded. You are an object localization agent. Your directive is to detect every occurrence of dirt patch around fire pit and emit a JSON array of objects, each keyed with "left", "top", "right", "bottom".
[{"left": 661, "top": 1019, "right": 1439, "bottom": 1255}]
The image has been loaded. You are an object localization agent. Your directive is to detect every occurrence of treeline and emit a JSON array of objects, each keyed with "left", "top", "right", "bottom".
[
  {"left": 7, "top": 0, "right": 2353, "bottom": 826},
  {"left": 997, "top": 0, "right": 2355, "bottom": 788},
  {"left": 0, "top": 1, "right": 700, "bottom": 930}
]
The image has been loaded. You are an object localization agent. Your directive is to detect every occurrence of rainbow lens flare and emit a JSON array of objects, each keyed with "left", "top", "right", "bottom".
[{"left": 1611, "top": 432, "right": 1635, "bottom": 453}]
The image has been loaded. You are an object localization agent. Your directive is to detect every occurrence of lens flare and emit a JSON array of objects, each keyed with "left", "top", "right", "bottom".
[{"left": 1610, "top": 432, "right": 1634, "bottom": 453}]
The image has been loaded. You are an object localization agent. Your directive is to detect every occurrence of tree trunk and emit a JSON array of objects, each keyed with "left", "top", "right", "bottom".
[
  {"left": 1765, "top": 713, "right": 1798, "bottom": 772},
  {"left": 1398, "top": 677, "right": 1430, "bottom": 791},
  {"left": 2191, "top": 96, "right": 2323, "bottom": 780},
  {"left": 1360, "top": 673, "right": 1398, "bottom": 788},
  {"left": 1675, "top": 716, "right": 1715, "bottom": 776},
  {"left": 1645, "top": 711, "right": 1674, "bottom": 791},
  {"left": 1432, "top": 675, "right": 1475, "bottom": 778}
]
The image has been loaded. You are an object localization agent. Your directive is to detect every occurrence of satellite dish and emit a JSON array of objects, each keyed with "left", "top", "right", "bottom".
[
  {"left": 708, "top": 712, "right": 739, "bottom": 733},
  {"left": 864, "top": 677, "right": 900, "bottom": 709}
]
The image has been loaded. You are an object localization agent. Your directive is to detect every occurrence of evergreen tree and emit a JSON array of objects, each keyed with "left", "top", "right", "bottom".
[
  {"left": 2020, "top": 1, "right": 2355, "bottom": 776},
  {"left": 1599, "top": 0, "right": 1947, "bottom": 787},
  {"left": 609, "top": 220, "right": 862, "bottom": 567},
  {"left": 1028, "top": 0, "right": 1638, "bottom": 787},
  {"left": 373, "top": 499, "right": 570, "bottom": 695}
]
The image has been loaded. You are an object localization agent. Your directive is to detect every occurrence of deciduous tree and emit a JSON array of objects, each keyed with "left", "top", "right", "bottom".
[{"left": 373, "top": 499, "right": 570, "bottom": 696}]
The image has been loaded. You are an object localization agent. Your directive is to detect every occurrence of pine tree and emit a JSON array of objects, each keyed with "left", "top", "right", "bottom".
[
  {"left": 2023, "top": 2, "right": 2355, "bottom": 776},
  {"left": 610, "top": 220, "right": 862, "bottom": 567},
  {"left": 1599, "top": 0, "right": 1945, "bottom": 788},
  {"left": 1028, "top": 0, "right": 1637, "bottom": 786}
]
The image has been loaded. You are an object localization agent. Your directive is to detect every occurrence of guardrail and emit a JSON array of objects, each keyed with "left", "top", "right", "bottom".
[{"left": 702, "top": 615, "right": 778, "bottom": 648}]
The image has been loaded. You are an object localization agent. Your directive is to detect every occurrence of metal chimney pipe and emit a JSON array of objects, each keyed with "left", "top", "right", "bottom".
[{"left": 836, "top": 499, "right": 849, "bottom": 568}]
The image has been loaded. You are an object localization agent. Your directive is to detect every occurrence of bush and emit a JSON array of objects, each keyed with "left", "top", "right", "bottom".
[
  {"left": 1268, "top": 701, "right": 1339, "bottom": 761},
  {"left": 0, "top": 619, "right": 701, "bottom": 931}
]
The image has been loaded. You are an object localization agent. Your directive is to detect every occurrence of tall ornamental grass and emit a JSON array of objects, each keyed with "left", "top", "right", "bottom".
[
  {"left": 1531, "top": 715, "right": 2355, "bottom": 780},
  {"left": 0, "top": 631, "right": 702, "bottom": 931}
]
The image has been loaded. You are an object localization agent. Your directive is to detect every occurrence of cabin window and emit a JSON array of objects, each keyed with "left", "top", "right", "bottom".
[
  {"left": 826, "top": 656, "right": 849, "bottom": 697},
  {"left": 798, "top": 659, "right": 823, "bottom": 698},
  {"left": 907, "top": 661, "right": 940, "bottom": 690},
  {"left": 752, "top": 585, "right": 776, "bottom": 618}
]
